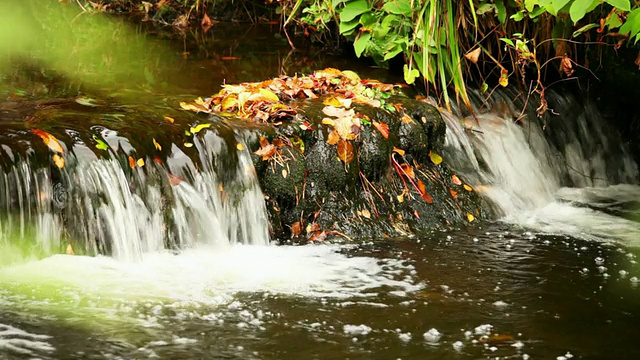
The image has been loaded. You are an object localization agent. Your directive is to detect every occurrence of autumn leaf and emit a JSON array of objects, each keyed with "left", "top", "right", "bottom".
[
  {"left": 327, "top": 130, "right": 340, "bottom": 145},
  {"left": 259, "top": 88, "right": 280, "bottom": 102},
  {"left": 464, "top": 47, "right": 482, "bottom": 64},
  {"left": 400, "top": 164, "right": 415, "bottom": 179},
  {"left": 137, "top": 158, "right": 145, "bottom": 167},
  {"left": 337, "top": 139, "right": 354, "bottom": 165},
  {"left": 417, "top": 179, "right": 434, "bottom": 204},
  {"left": 180, "top": 101, "right": 208, "bottom": 112},
  {"left": 190, "top": 123, "right": 212, "bottom": 134},
  {"left": 449, "top": 188, "right": 458, "bottom": 199},
  {"left": 52, "top": 154, "right": 65, "bottom": 169},
  {"left": 467, "top": 213, "right": 475, "bottom": 222},
  {"left": 451, "top": 174, "right": 462, "bottom": 185},
  {"left": 323, "top": 96, "right": 343, "bottom": 107},
  {"left": 393, "top": 147, "right": 406, "bottom": 156},
  {"left": 66, "top": 243, "right": 75, "bottom": 255},
  {"left": 372, "top": 121, "right": 389, "bottom": 139},
  {"left": 32, "top": 129, "right": 64, "bottom": 153},
  {"left": 429, "top": 151, "right": 443, "bottom": 165},
  {"left": 201, "top": 13, "right": 213, "bottom": 31},
  {"left": 463, "top": 184, "right": 473, "bottom": 191},
  {"left": 168, "top": 173, "right": 184, "bottom": 186},
  {"left": 560, "top": 55, "right": 574, "bottom": 76},
  {"left": 128, "top": 156, "right": 136, "bottom": 168},
  {"left": 291, "top": 221, "right": 302, "bottom": 237},
  {"left": 499, "top": 68, "right": 509, "bottom": 87},
  {"left": 361, "top": 209, "right": 371, "bottom": 219},
  {"left": 164, "top": 116, "right": 175, "bottom": 124},
  {"left": 153, "top": 138, "right": 162, "bottom": 151}
]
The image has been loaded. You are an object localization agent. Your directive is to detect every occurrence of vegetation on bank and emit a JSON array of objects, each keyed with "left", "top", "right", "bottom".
[{"left": 73, "top": 0, "right": 640, "bottom": 114}]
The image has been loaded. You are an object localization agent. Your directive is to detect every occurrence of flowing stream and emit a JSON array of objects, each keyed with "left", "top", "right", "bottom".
[{"left": 1, "top": 24, "right": 639, "bottom": 360}]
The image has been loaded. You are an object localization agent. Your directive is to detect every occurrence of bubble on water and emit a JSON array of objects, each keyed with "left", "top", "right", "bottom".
[
  {"left": 489, "top": 346, "right": 498, "bottom": 352},
  {"left": 343, "top": 324, "right": 372, "bottom": 336},
  {"left": 594, "top": 257, "right": 605, "bottom": 266},
  {"left": 630, "top": 277, "right": 639, "bottom": 286},
  {"left": 619, "top": 270, "right": 628, "bottom": 278},
  {"left": 398, "top": 332, "right": 412, "bottom": 343},
  {"left": 474, "top": 324, "right": 493, "bottom": 336},
  {"left": 172, "top": 336, "right": 197, "bottom": 345},
  {"left": 522, "top": 354, "right": 530, "bottom": 360},
  {"left": 579, "top": 268, "right": 589, "bottom": 275},
  {"left": 423, "top": 328, "right": 442, "bottom": 343},
  {"left": 493, "top": 300, "right": 509, "bottom": 308},
  {"left": 452, "top": 341, "right": 464, "bottom": 351},
  {"left": 512, "top": 341, "right": 524, "bottom": 349},
  {"left": 464, "top": 330, "right": 473, "bottom": 339},
  {"left": 597, "top": 266, "right": 607, "bottom": 274},
  {"left": 565, "top": 352, "right": 574, "bottom": 358}
]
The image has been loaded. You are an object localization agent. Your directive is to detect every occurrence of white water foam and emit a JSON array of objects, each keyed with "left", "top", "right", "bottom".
[
  {"left": 442, "top": 102, "right": 640, "bottom": 246},
  {"left": 0, "top": 244, "right": 423, "bottom": 313},
  {"left": 0, "top": 323, "right": 54, "bottom": 357}
]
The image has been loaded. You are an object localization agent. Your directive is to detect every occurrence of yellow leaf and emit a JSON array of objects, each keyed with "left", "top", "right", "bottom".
[
  {"left": 190, "top": 123, "right": 212, "bottom": 134},
  {"left": 180, "top": 101, "right": 208, "bottom": 112},
  {"left": 282, "top": 169, "right": 288, "bottom": 178},
  {"left": 164, "top": 116, "right": 175, "bottom": 124},
  {"left": 337, "top": 139, "right": 355, "bottom": 165},
  {"left": 341, "top": 70, "right": 361, "bottom": 82},
  {"left": 66, "top": 243, "right": 75, "bottom": 255},
  {"left": 327, "top": 130, "right": 340, "bottom": 145},
  {"left": 361, "top": 209, "right": 371, "bottom": 219},
  {"left": 184, "top": 142, "right": 194, "bottom": 148},
  {"left": 52, "top": 154, "right": 65, "bottom": 169},
  {"left": 236, "top": 143, "right": 245, "bottom": 151},
  {"left": 322, "top": 118, "right": 335, "bottom": 126},
  {"left": 463, "top": 184, "right": 473, "bottom": 192},
  {"left": 323, "top": 96, "right": 343, "bottom": 107},
  {"left": 259, "top": 88, "right": 280, "bottom": 102},
  {"left": 499, "top": 68, "right": 509, "bottom": 87},
  {"left": 137, "top": 158, "right": 145, "bottom": 167},
  {"left": 467, "top": 213, "right": 475, "bottom": 222},
  {"left": 393, "top": 147, "right": 405, "bottom": 156},
  {"left": 429, "top": 151, "right": 443, "bottom": 165},
  {"left": 153, "top": 138, "right": 162, "bottom": 151}
]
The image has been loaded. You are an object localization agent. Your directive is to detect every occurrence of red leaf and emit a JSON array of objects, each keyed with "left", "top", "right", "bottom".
[
  {"left": 417, "top": 179, "right": 434, "bottom": 204},
  {"left": 372, "top": 121, "right": 389, "bottom": 139},
  {"left": 337, "top": 139, "right": 354, "bottom": 165}
]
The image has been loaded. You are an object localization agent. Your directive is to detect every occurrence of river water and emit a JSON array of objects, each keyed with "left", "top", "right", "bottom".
[{"left": 1, "top": 23, "right": 639, "bottom": 360}]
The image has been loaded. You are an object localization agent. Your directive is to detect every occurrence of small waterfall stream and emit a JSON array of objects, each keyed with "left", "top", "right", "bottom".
[{"left": 441, "top": 88, "right": 640, "bottom": 245}]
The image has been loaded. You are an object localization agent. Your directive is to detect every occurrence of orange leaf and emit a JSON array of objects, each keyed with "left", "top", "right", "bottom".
[
  {"left": 393, "top": 147, "right": 405, "bottom": 156},
  {"left": 255, "top": 143, "right": 277, "bottom": 160},
  {"left": 451, "top": 174, "right": 462, "bottom": 185},
  {"left": 164, "top": 116, "right": 175, "bottom": 124},
  {"left": 467, "top": 213, "right": 475, "bottom": 222},
  {"left": 327, "top": 130, "right": 340, "bottom": 145},
  {"left": 372, "top": 121, "right": 389, "bottom": 139},
  {"left": 52, "top": 154, "right": 65, "bottom": 169},
  {"left": 449, "top": 188, "right": 458, "bottom": 199},
  {"left": 291, "top": 221, "right": 302, "bottom": 237},
  {"left": 128, "top": 156, "right": 136, "bottom": 168},
  {"left": 417, "top": 179, "right": 434, "bottom": 204},
  {"left": 336, "top": 139, "right": 354, "bottom": 165},
  {"left": 464, "top": 47, "right": 482, "bottom": 64},
  {"left": 32, "top": 129, "right": 64, "bottom": 153},
  {"left": 221, "top": 56, "right": 240, "bottom": 61},
  {"left": 400, "top": 164, "right": 415, "bottom": 179}
]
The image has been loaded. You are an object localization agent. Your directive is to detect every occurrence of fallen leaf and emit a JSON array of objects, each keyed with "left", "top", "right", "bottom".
[
  {"left": 282, "top": 169, "right": 288, "bottom": 178},
  {"left": 259, "top": 88, "right": 280, "bottom": 102},
  {"left": 327, "top": 130, "right": 340, "bottom": 145},
  {"left": 236, "top": 143, "right": 245, "bottom": 151},
  {"left": 164, "top": 116, "right": 175, "bottom": 123},
  {"left": 464, "top": 47, "right": 482, "bottom": 64},
  {"left": 137, "top": 158, "right": 145, "bottom": 167},
  {"left": 451, "top": 174, "right": 462, "bottom": 185},
  {"left": 449, "top": 188, "right": 458, "bottom": 199},
  {"left": 361, "top": 209, "right": 371, "bottom": 219},
  {"left": 153, "top": 138, "right": 162, "bottom": 151},
  {"left": 429, "top": 151, "right": 443, "bottom": 165},
  {"left": 291, "top": 221, "right": 302, "bottom": 237},
  {"left": 499, "top": 68, "right": 509, "bottom": 87},
  {"left": 201, "top": 13, "right": 213, "bottom": 31},
  {"left": 417, "top": 179, "right": 434, "bottom": 204},
  {"left": 221, "top": 56, "right": 240, "bottom": 61},
  {"left": 413, "top": 210, "right": 420, "bottom": 219},
  {"left": 66, "top": 243, "right": 75, "bottom": 255},
  {"left": 400, "top": 164, "right": 415, "bottom": 179},
  {"left": 323, "top": 96, "right": 343, "bottom": 107},
  {"left": 180, "top": 101, "right": 208, "bottom": 112},
  {"left": 255, "top": 143, "right": 277, "bottom": 160},
  {"left": 337, "top": 139, "right": 355, "bottom": 165},
  {"left": 467, "top": 213, "right": 475, "bottom": 222},
  {"left": 32, "top": 129, "right": 64, "bottom": 153},
  {"left": 184, "top": 142, "right": 194, "bottom": 148},
  {"left": 93, "top": 135, "right": 109, "bottom": 150},
  {"left": 52, "top": 154, "right": 64, "bottom": 169},
  {"left": 128, "top": 156, "right": 136, "bottom": 168},
  {"left": 372, "top": 121, "right": 389, "bottom": 139},
  {"left": 463, "top": 184, "right": 473, "bottom": 191},
  {"left": 396, "top": 192, "right": 405, "bottom": 203},
  {"left": 190, "top": 123, "right": 212, "bottom": 134},
  {"left": 392, "top": 147, "right": 406, "bottom": 156}
]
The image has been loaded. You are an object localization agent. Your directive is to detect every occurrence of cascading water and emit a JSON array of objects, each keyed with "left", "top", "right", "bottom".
[{"left": 441, "top": 88, "right": 640, "bottom": 245}]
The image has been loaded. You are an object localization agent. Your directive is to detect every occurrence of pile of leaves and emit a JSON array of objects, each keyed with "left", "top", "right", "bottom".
[{"left": 180, "top": 68, "right": 411, "bottom": 165}]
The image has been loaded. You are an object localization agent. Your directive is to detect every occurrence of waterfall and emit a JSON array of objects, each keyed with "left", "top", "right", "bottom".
[
  {"left": 0, "top": 122, "right": 270, "bottom": 263},
  {"left": 442, "top": 88, "right": 640, "bottom": 244}
]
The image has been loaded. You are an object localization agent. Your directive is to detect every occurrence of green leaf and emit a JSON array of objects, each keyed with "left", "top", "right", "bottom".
[
  {"left": 552, "top": 0, "right": 572, "bottom": 12},
  {"left": 339, "top": 19, "right": 360, "bottom": 35},
  {"left": 383, "top": 44, "right": 403, "bottom": 60},
  {"left": 569, "top": 0, "right": 594, "bottom": 23},
  {"left": 494, "top": 0, "right": 507, "bottom": 23},
  {"left": 359, "top": 12, "right": 377, "bottom": 28},
  {"left": 381, "top": 0, "right": 412, "bottom": 16},
  {"left": 403, "top": 64, "right": 420, "bottom": 84},
  {"left": 620, "top": 8, "right": 640, "bottom": 35},
  {"left": 605, "top": 0, "right": 630, "bottom": 11},
  {"left": 572, "top": 23, "right": 599, "bottom": 37},
  {"left": 476, "top": 3, "right": 494, "bottom": 15},
  {"left": 500, "top": 38, "right": 515, "bottom": 47},
  {"left": 354, "top": 32, "right": 371, "bottom": 57},
  {"left": 524, "top": 0, "right": 537, "bottom": 12},
  {"left": 339, "top": 0, "right": 369, "bottom": 22},
  {"left": 511, "top": 10, "right": 526, "bottom": 21}
]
